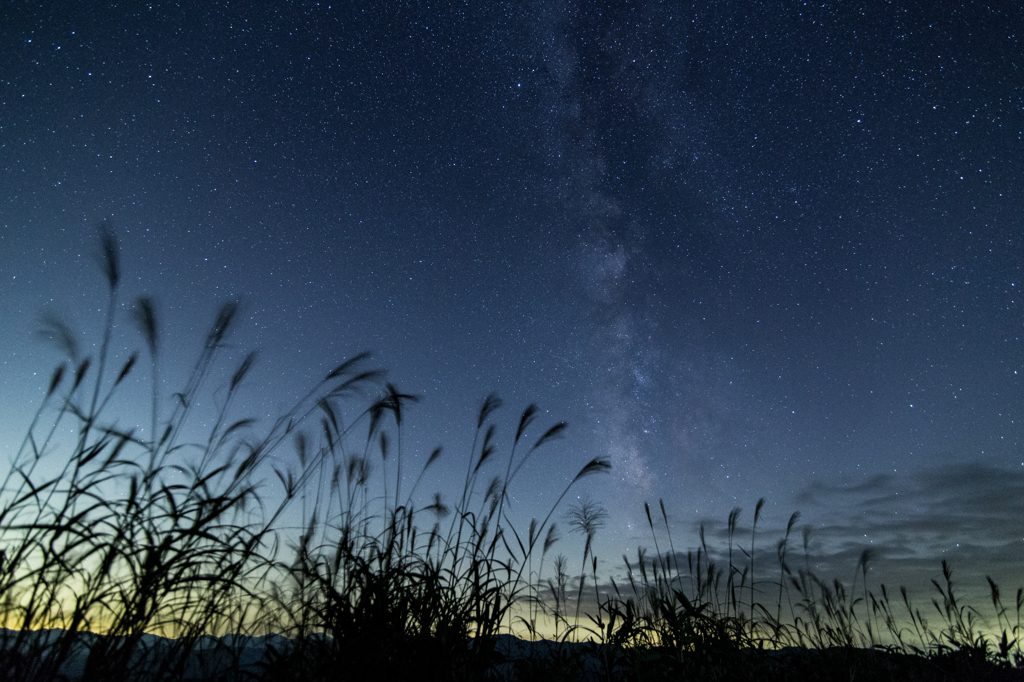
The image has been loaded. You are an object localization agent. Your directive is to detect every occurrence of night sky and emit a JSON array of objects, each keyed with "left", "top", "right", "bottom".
[{"left": 2, "top": 2, "right": 1022, "bottom": 604}]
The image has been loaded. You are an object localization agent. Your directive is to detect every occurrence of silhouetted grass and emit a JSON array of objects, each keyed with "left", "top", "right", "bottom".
[
  {"left": 1, "top": 227, "right": 1021, "bottom": 681},
  {"left": 580, "top": 500, "right": 1023, "bottom": 680}
]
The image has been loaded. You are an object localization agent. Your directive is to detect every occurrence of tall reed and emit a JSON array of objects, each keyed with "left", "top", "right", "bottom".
[
  {"left": 0, "top": 226, "right": 612, "bottom": 681},
  {"left": 583, "top": 497, "right": 1022, "bottom": 679},
  {"left": 2, "top": 227, "right": 1020, "bottom": 681}
]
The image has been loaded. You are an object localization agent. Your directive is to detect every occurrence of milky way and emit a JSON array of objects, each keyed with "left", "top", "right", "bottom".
[{"left": 2, "top": 1, "right": 1021, "bottom": 600}]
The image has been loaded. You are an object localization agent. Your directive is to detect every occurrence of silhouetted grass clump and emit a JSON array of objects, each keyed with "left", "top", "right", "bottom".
[
  {"left": 0, "top": 226, "right": 610, "bottom": 681},
  {"left": 1, "top": 227, "right": 1021, "bottom": 681},
  {"left": 578, "top": 500, "right": 1023, "bottom": 681}
]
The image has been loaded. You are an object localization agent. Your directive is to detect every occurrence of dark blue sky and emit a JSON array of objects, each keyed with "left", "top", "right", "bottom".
[{"left": 2, "top": 1, "right": 1021, "bottom": 600}]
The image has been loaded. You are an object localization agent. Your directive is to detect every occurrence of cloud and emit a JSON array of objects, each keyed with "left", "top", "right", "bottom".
[
  {"left": 795, "top": 462, "right": 1024, "bottom": 548},
  {"left": 583, "top": 462, "right": 1023, "bottom": 617},
  {"left": 782, "top": 461, "right": 1024, "bottom": 594}
]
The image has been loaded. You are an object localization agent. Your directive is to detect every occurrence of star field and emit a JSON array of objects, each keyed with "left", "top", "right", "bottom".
[{"left": 2, "top": 1, "right": 1021, "bottom": 600}]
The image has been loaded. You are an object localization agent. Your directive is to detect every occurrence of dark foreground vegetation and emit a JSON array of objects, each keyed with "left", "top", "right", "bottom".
[{"left": 1, "top": 228, "right": 1021, "bottom": 681}]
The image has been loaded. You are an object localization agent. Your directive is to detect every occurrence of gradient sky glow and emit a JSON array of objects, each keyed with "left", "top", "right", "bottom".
[{"left": 2, "top": 2, "right": 1022, "bottom": 609}]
